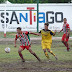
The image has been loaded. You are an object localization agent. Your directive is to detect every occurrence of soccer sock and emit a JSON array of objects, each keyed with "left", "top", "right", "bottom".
[
  {"left": 50, "top": 51, "right": 55, "bottom": 56},
  {"left": 64, "top": 42, "right": 69, "bottom": 51},
  {"left": 33, "top": 53, "right": 41, "bottom": 61},
  {"left": 45, "top": 52, "right": 49, "bottom": 59},
  {"left": 19, "top": 53, "right": 24, "bottom": 60},
  {"left": 66, "top": 43, "right": 69, "bottom": 51},
  {"left": 64, "top": 42, "right": 67, "bottom": 47}
]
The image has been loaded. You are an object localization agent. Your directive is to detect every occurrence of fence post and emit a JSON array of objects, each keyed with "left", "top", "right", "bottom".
[
  {"left": 4, "top": 4, "right": 6, "bottom": 37},
  {"left": 37, "top": 0, "right": 39, "bottom": 32}
]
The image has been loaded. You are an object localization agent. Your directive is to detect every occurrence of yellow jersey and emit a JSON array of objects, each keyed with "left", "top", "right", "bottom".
[{"left": 39, "top": 29, "right": 54, "bottom": 43}]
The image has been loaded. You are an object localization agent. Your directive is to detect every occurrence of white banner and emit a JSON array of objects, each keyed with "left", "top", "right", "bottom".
[{"left": 0, "top": 4, "right": 72, "bottom": 32}]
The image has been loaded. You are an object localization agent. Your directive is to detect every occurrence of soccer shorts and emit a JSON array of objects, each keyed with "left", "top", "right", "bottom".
[
  {"left": 62, "top": 34, "right": 69, "bottom": 42},
  {"left": 41, "top": 42, "right": 52, "bottom": 50},
  {"left": 20, "top": 45, "right": 30, "bottom": 50}
]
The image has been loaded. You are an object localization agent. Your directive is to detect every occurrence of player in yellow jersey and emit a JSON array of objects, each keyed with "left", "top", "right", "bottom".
[{"left": 37, "top": 23, "right": 57, "bottom": 60}]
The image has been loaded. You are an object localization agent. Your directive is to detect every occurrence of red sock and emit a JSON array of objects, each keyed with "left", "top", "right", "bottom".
[
  {"left": 64, "top": 42, "right": 69, "bottom": 51},
  {"left": 67, "top": 48, "right": 69, "bottom": 51},
  {"left": 19, "top": 53, "right": 24, "bottom": 60},
  {"left": 67, "top": 43, "right": 69, "bottom": 51},
  {"left": 64, "top": 42, "right": 67, "bottom": 47}
]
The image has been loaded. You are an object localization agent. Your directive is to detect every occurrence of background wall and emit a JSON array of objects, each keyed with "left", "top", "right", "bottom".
[{"left": 0, "top": 4, "right": 72, "bottom": 32}]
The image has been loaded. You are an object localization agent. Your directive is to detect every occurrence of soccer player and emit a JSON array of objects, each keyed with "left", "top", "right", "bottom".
[
  {"left": 14, "top": 27, "right": 41, "bottom": 62},
  {"left": 58, "top": 18, "right": 70, "bottom": 51},
  {"left": 37, "top": 23, "right": 57, "bottom": 60}
]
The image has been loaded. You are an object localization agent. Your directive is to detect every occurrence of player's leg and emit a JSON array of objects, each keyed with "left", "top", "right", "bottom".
[
  {"left": 62, "top": 34, "right": 67, "bottom": 47},
  {"left": 66, "top": 35, "right": 70, "bottom": 51},
  {"left": 62, "top": 41, "right": 70, "bottom": 51},
  {"left": 47, "top": 49, "right": 57, "bottom": 60},
  {"left": 42, "top": 42, "right": 49, "bottom": 59},
  {"left": 62, "top": 41, "right": 67, "bottom": 47},
  {"left": 47, "top": 49, "right": 55, "bottom": 56},
  {"left": 25, "top": 46, "right": 41, "bottom": 61},
  {"left": 62, "top": 34, "right": 70, "bottom": 51},
  {"left": 46, "top": 43, "right": 57, "bottom": 60},
  {"left": 28, "top": 47, "right": 41, "bottom": 62},
  {"left": 43, "top": 49, "right": 49, "bottom": 59},
  {"left": 18, "top": 46, "right": 25, "bottom": 62},
  {"left": 62, "top": 34, "right": 68, "bottom": 50},
  {"left": 65, "top": 41, "right": 70, "bottom": 51}
]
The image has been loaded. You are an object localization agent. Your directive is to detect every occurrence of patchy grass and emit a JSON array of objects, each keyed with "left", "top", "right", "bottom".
[
  {"left": 0, "top": 41, "right": 72, "bottom": 72},
  {"left": 0, "top": 31, "right": 72, "bottom": 38}
]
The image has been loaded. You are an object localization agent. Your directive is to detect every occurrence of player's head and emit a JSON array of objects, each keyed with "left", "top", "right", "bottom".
[
  {"left": 64, "top": 18, "right": 67, "bottom": 24},
  {"left": 17, "top": 27, "right": 22, "bottom": 34},
  {"left": 44, "top": 23, "right": 49, "bottom": 30}
]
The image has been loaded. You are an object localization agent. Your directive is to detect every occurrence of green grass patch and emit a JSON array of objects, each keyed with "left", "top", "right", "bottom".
[
  {"left": 0, "top": 44, "right": 72, "bottom": 62},
  {"left": 0, "top": 42, "right": 72, "bottom": 72},
  {"left": 0, "top": 32, "right": 72, "bottom": 38}
]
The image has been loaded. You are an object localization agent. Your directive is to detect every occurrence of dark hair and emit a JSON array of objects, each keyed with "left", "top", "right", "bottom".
[
  {"left": 64, "top": 18, "right": 67, "bottom": 20},
  {"left": 44, "top": 23, "right": 49, "bottom": 26},
  {"left": 17, "top": 27, "right": 21, "bottom": 30}
]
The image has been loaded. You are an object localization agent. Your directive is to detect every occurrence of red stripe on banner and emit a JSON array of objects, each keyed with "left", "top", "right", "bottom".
[
  {"left": 34, "top": 16, "right": 36, "bottom": 22},
  {"left": 30, "top": 11, "right": 32, "bottom": 24},
  {"left": 27, "top": 7, "right": 34, "bottom": 25}
]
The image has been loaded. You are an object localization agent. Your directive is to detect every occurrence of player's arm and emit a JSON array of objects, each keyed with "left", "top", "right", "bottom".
[
  {"left": 14, "top": 39, "right": 17, "bottom": 47},
  {"left": 50, "top": 30, "right": 56, "bottom": 36},
  {"left": 53, "top": 30, "right": 57, "bottom": 36},
  {"left": 25, "top": 31, "right": 41, "bottom": 36},
  {"left": 67, "top": 28, "right": 70, "bottom": 34},
  {"left": 14, "top": 35, "right": 18, "bottom": 47},
  {"left": 36, "top": 30, "right": 41, "bottom": 36},
  {"left": 66, "top": 28, "right": 70, "bottom": 38},
  {"left": 58, "top": 29, "right": 63, "bottom": 34},
  {"left": 25, "top": 31, "right": 39, "bottom": 36},
  {"left": 29, "top": 32, "right": 40, "bottom": 36},
  {"left": 66, "top": 24, "right": 70, "bottom": 37}
]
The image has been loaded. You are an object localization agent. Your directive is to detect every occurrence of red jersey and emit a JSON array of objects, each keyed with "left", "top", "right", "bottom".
[
  {"left": 15, "top": 31, "right": 30, "bottom": 46},
  {"left": 62, "top": 23, "right": 70, "bottom": 34}
]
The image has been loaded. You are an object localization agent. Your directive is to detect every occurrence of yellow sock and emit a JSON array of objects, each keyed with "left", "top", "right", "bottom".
[
  {"left": 50, "top": 51, "right": 55, "bottom": 56},
  {"left": 45, "top": 52, "right": 49, "bottom": 59}
]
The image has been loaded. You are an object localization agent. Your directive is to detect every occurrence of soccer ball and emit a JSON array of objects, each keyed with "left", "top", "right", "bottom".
[{"left": 5, "top": 47, "right": 10, "bottom": 53}]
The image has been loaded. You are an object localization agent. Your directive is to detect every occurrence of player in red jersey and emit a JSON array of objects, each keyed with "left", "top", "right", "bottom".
[
  {"left": 14, "top": 27, "right": 41, "bottom": 62},
  {"left": 59, "top": 18, "right": 70, "bottom": 51}
]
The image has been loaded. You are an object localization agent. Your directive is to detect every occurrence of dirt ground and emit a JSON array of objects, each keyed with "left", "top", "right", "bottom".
[
  {"left": 0, "top": 61, "right": 72, "bottom": 72},
  {"left": 0, "top": 37, "right": 72, "bottom": 72}
]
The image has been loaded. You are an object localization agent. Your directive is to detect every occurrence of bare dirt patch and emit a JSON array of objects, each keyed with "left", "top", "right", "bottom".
[{"left": 0, "top": 61, "right": 72, "bottom": 72}]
